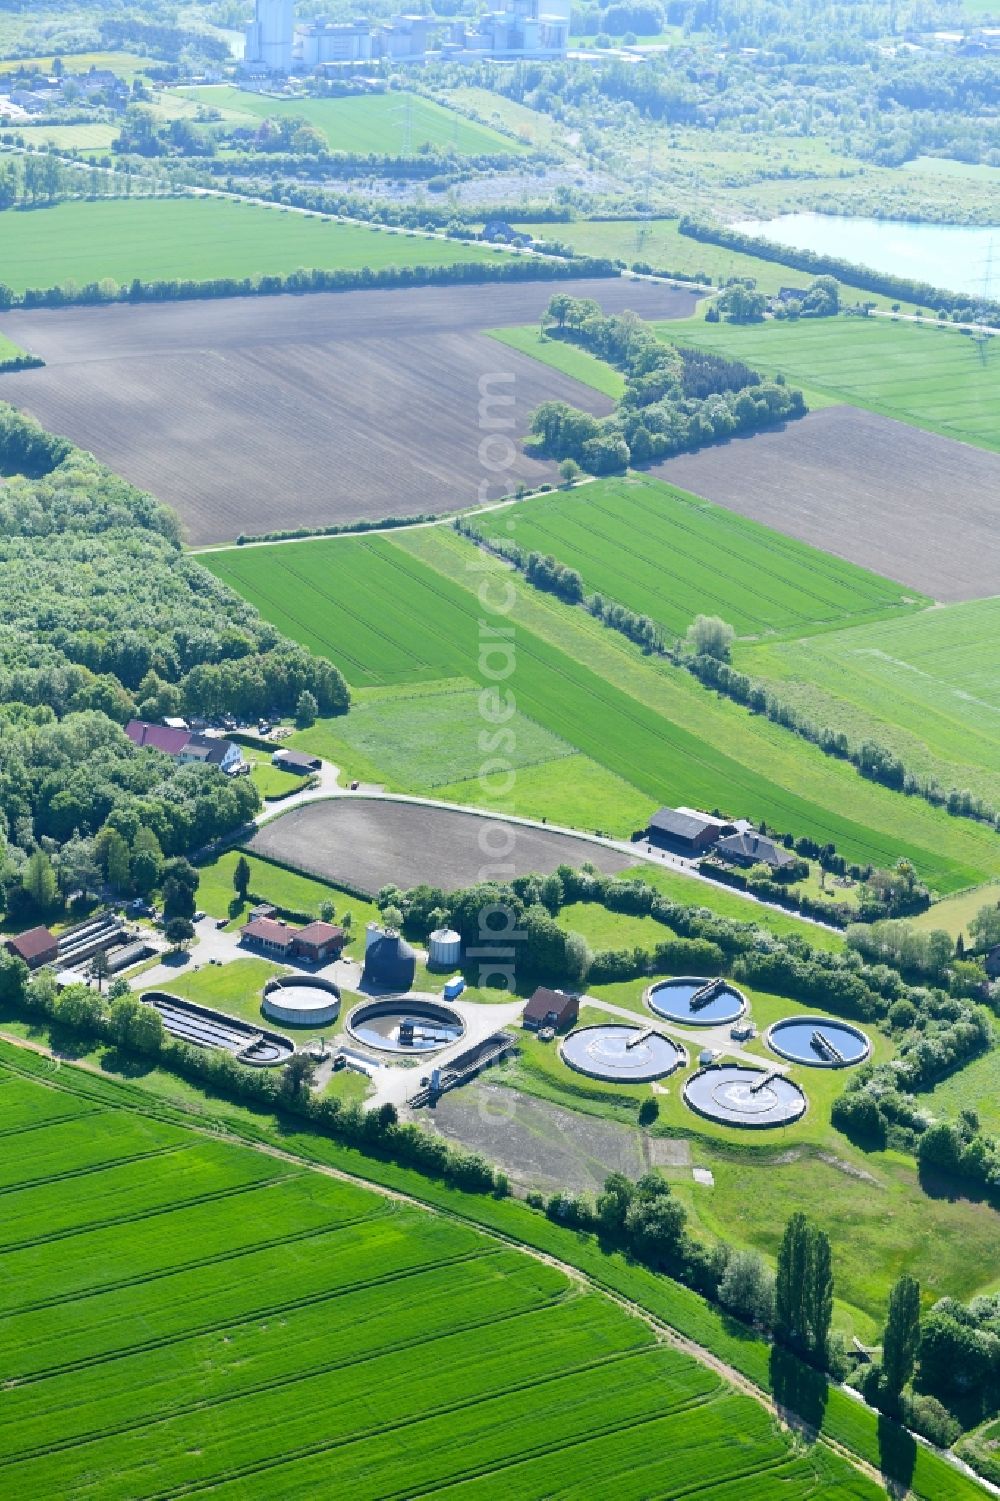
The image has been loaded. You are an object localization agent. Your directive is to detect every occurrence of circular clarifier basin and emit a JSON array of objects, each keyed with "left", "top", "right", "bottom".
[
  {"left": 560, "top": 1025, "right": 683, "bottom": 1083},
  {"left": 347, "top": 997, "right": 464, "bottom": 1054},
  {"left": 646, "top": 976, "right": 746, "bottom": 1027},
  {"left": 684, "top": 1064, "right": 806, "bottom": 1129},
  {"left": 766, "top": 1016, "right": 871, "bottom": 1068},
  {"left": 262, "top": 975, "right": 340, "bottom": 1028}
]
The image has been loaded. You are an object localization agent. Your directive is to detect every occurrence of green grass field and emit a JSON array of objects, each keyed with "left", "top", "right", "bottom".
[
  {"left": 176, "top": 84, "right": 522, "bottom": 156},
  {"left": 488, "top": 326, "right": 627, "bottom": 397},
  {"left": 0, "top": 1048, "right": 882, "bottom": 1500},
  {"left": 473, "top": 475, "right": 922, "bottom": 640},
  {"left": 204, "top": 528, "right": 999, "bottom": 893},
  {"left": 195, "top": 848, "right": 380, "bottom": 935},
  {"left": 0, "top": 197, "right": 498, "bottom": 293},
  {"left": 323, "top": 681, "right": 576, "bottom": 788},
  {"left": 738, "top": 598, "right": 1000, "bottom": 807},
  {"left": 511, "top": 216, "right": 916, "bottom": 308},
  {"left": 147, "top": 956, "right": 290, "bottom": 1028},
  {"left": 446, "top": 86, "right": 569, "bottom": 149},
  {"left": 656, "top": 313, "right": 1000, "bottom": 454},
  {"left": 910, "top": 880, "right": 1000, "bottom": 942},
  {"left": 902, "top": 155, "right": 1000, "bottom": 182},
  {"left": 0, "top": 49, "right": 156, "bottom": 79},
  {"left": 13, "top": 122, "right": 119, "bottom": 150}
]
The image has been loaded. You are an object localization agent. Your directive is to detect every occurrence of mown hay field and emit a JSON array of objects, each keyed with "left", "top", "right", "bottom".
[
  {"left": 176, "top": 84, "right": 521, "bottom": 155},
  {"left": 205, "top": 529, "right": 1000, "bottom": 891},
  {"left": 738, "top": 596, "right": 1000, "bottom": 806},
  {"left": 0, "top": 196, "right": 499, "bottom": 293},
  {"left": 657, "top": 312, "right": 1000, "bottom": 454},
  {"left": 0, "top": 1051, "right": 877, "bottom": 1500},
  {"left": 474, "top": 474, "right": 923, "bottom": 639}
]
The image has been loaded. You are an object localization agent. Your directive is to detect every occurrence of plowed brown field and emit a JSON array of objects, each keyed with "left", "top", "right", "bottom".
[
  {"left": 653, "top": 406, "right": 1000, "bottom": 602},
  {"left": 1, "top": 278, "right": 695, "bottom": 544}
]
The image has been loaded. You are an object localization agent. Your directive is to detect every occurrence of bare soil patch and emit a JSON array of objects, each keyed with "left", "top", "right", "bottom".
[
  {"left": 652, "top": 405, "right": 1000, "bottom": 602},
  {"left": 248, "top": 795, "right": 636, "bottom": 893},
  {"left": 1, "top": 279, "right": 695, "bottom": 545},
  {"left": 423, "top": 1080, "right": 647, "bottom": 1193}
]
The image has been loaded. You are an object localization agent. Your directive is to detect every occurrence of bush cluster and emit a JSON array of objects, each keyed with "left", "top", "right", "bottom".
[{"left": 528, "top": 296, "right": 805, "bottom": 474}]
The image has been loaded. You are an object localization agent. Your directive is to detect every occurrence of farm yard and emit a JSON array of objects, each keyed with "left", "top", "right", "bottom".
[
  {"left": 472, "top": 475, "right": 924, "bottom": 639},
  {"left": 656, "top": 313, "right": 1000, "bottom": 455},
  {"left": 737, "top": 596, "right": 1000, "bottom": 807},
  {"left": 651, "top": 406, "right": 1000, "bottom": 602},
  {"left": 175, "top": 84, "right": 524, "bottom": 156},
  {"left": 0, "top": 279, "right": 695, "bottom": 545},
  {"left": 0, "top": 1049, "right": 883, "bottom": 1501},
  {"left": 207, "top": 528, "right": 1000, "bottom": 892},
  {"left": 248, "top": 796, "right": 636, "bottom": 893},
  {"left": 0, "top": 197, "right": 501, "bottom": 296}
]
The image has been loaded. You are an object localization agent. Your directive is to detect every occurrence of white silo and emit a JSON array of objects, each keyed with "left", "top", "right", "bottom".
[
  {"left": 428, "top": 927, "right": 461, "bottom": 968},
  {"left": 365, "top": 920, "right": 383, "bottom": 954}
]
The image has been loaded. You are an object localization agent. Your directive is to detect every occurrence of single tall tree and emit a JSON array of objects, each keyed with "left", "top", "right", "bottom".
[
  {"left": 22, "top": 849, "right": 58, "bottom": 913},
  {"left": 775, "top": 1212, "right": 833, "bottom": 1361},
  {"left": 805, "top": 1225, "right": 834, "bottom": 1364},
  {"left": 233, "top": 855, "right": 252, "bottom": 901},
  {"left": 881, "top": 1274, "right": 921, "bottom": 1402},
  {"left": 775, "top": 1211, "right": 811, "bottom": 1351}
]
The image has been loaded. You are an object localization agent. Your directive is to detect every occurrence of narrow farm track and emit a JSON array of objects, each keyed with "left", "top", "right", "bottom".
[{"left": 0, "top": 1035, "right": 896, "bottom": 1498}]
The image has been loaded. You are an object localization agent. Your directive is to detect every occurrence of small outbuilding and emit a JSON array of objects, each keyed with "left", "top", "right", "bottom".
[
  {"left": 272, "top": 748, "right": 321, "bottom": 774},
  {"left": 522, "top": 987, "right": 579, "bottom": 1032},
  {"left": 5, "top": 925, "right": 58, "bottom": 970},
  {"left": 985, "top": 944, "right": 1000, "bottom": 980}
]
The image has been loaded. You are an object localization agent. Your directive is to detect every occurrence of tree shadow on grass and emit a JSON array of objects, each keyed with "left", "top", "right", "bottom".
[
  {"left": 770, "top": 1344, "right": 828, "bottom": 1435},
  {"left": 917, "top": 1159, "right": 999, "bottom": 1210},
  {"left": 877, "top": 1411, "right": 917, "bottom": 1497},
  {"left": 97, "top": 1047, "right": 158, "bottom": 1082}
]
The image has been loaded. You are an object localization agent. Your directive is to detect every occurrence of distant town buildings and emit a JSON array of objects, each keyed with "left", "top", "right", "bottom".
[{"left": 244, "top": 0, "right": 569, "bottom": 74}]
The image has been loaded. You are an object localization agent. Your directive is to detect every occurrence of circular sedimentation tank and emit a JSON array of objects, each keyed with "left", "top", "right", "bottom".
[
  {"left": 560, "top": 1024, "right": 684, "bottom": 1084},
  {"left": 766, "top": 1016, "right": 871, "bottom": 1068},
  {"left": 684, "top": 1064, "right": 806, "bottom": 1129},
  {"left": 347, "top": 997, "right": 464, "bottom": 1054},
  {"left": 646, "top": 976, "right": 746, "bottom": 1028},
  {"left": 262, "top": 975, "right": 341, "bottom": 1028}
]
